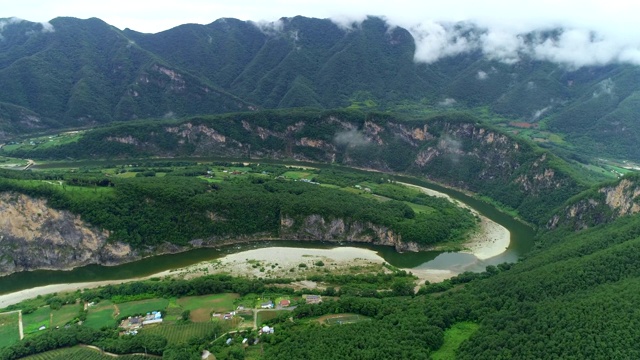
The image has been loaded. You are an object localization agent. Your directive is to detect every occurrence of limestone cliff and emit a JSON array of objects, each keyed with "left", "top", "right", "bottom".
[
  {"left": 548, "top": 177, "right": 640, "bottom": 230},
  {"left": 278, "top": 214, "right": 424, "bottom": 252},
  {"left": 80, "top": 112, "right": 582, "bottom": 225},
  {"left": 0, "top": 193, "right": 137, "bottom": 276}
]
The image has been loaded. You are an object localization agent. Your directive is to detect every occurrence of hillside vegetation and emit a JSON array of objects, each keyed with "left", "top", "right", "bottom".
[
  {"left": 0, "top": 16, "right": 639, "bottom": 160},
  {"left": 4, "top": 109, "right": 587, "bottom": 225},
  {"left": 0, "top": 162, "right": 477, "bottom": 275}
]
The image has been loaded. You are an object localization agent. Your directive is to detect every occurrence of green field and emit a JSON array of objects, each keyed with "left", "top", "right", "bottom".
[
  {"left": 282, "top": 171, "right": 312, "bottom": 179},
  {"left": 318, "top": 313, "right": 371, "bottom": 326},
  {"left": 142, "top": 322, "right": 222, "bottom": 345},
  {"left": 84, "top": 301, "right": 116, "bottom": 330},
  {"left": 257, "top": 310, "right": 288, "bottom": 326},
  {"left": 21, "top": 346, "right": 147, "bottom": 359},
  {"left": 116, "top": 298, "right": 169, "bottom": 319},
  {"left": 430, "top": 322, "right": 479, "bottom": 360},
  {"left": 0, "top": 312, "right": 20, "bottom": 348},
  {"left": 51, "top": 304, "right": 80, "bottom": 328},
  {"left": 23, "top": 306, "right": 51, "bottom": 334},
  {"left": 177, "top": 293, "right": 239, "bottom": 322}
]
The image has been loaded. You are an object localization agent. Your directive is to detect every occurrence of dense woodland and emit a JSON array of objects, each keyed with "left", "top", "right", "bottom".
[
  {"left": 0, "top": 164, "right": 476, "bottom": 248},
  {"left": 1, "top": 108, "right": 640, "bottom": 358},
  {"left": 2, "top": 109, "right": 588, "bottom": 227},
  {"left": 1, "top": 17, "right": 640, "bottom": 160},
  {"left": 5, "top": 207, "right": 640, "bottom": 359},
  {"left": 1, "top": 10, "right": 640, "bottom": 359}
]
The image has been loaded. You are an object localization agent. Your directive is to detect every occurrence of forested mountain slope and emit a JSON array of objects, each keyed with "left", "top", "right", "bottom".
[
  {"left": 1, "top": 16, "right": 640, "bottom": 159},
  {"left": 0, "top": 164, "right": 477, "bottom": 276},
  {"left": 5, "top": 109, "right": 587, "bottom": 225},
  {"left": 548, "top": 173, "right": 640, "bottom": 230}
]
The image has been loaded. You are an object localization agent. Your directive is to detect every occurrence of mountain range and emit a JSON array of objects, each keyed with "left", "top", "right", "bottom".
[{"left": 1, "top": 15, "right": 639, "bottom": 160}]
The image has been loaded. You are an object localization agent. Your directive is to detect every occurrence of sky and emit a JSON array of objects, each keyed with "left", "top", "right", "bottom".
[{"left": 3, "top": 0, "right": 640, "bottom": 67}]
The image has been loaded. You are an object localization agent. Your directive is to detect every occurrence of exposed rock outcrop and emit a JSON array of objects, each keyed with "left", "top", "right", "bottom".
[
  {"left": 548, "top": 178, "right": 640, "bottom": 230},
  {"left": 279, "top": 214, "right": 424, "bottom": 252},
  {"left": 0, "top": 193, "right": 137, "bottom": 276}
]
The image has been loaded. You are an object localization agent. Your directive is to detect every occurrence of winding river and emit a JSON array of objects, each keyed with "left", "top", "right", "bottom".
[{"left": 0, "top": 162, "right": 535, "bottom": 296}]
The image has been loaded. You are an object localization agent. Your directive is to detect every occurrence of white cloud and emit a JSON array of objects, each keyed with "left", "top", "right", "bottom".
[
  {"left": 3, "top": 0, "right": 640, "bottom": 67},
  {"left": 593, "top": 78, "right": 614, "bottom": 98},
  {"left": 529, "top": 29, "right": 621, "bottom": 68},
  {"left": 0, "top": 17, "right": 23, "bottom": 40},
  {"left": 532, "top": 106, "right": 551, "bottom": 121},
  {"left": 439, "top": 98, "right": 457, "bottom": 107},
  {"left": 252, "top": 18, "right": 285, "bottom": 35},
  {"left": 476, "top": 70, "right": 488, "bottom": 80},
  {"left": 0, "top": 17, "right": 54, "bottom": 40},
  {"left": 480, "top": 29, "right": 523, "bottom": 64},
  {"left": 410, "top": 21, "right": 479, "bottom": 63}
]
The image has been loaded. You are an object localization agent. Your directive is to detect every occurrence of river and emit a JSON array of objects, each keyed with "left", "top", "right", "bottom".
[{"left": 0, "top": 161, "right": 535, "bottom": 296}]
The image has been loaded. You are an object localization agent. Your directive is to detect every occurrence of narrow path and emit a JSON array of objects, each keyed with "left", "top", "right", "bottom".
[
  {"left": 0, "top": 310, "right": 24, "bottom": 340},
  {"left": 23, "top": 159, "right": 34, "bottom": 171},
  {"left": 18, "top": 310, "right": 23, "bottom": 340},
  {"left": 253, "top": 309, "right": 258, "bottom": 330},
  {"left": 80, "top": 344, "right": 160, "bottom": 358}
]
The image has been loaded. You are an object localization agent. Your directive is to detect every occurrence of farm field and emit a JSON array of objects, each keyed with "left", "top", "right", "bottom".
[
  {"left": 257, "top": 310, "right": 288, "bottom": 326},
  {"left": 177, "top": 293, "right": 239, "bottom": 322},
  {"left": 21, "top": 346, "right": 147, "bottom": 359},
  {"left": 50, "top": 304, "right": 80, "bottom": 328},
  {"left": 84, "top": 301, "right": 116, "bottom": 330},
  {"left": 116, "top": 298, "right": 169, "bottom": 319},
  {"left": 430, "top": 322, "right": 479, "bottom": 360},
  {"left": 0, "top": 312, "right": 20, "bottom": 348},
  {"left": 22, "top": 306, "right": 51, "bottom": 334},
  {"left": 316, "top": 313, "right": 372, "bottom": 326},
  {"left": 281, "top": 170, "right": 312, "bottom": 179},
  {"left": 143, "top": 322, "right": 222, "bottom": 345}
]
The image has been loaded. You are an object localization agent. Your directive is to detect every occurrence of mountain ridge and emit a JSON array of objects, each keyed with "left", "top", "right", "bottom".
[{"left": 0, "top": 16, "right": 639, "bottom": 160}]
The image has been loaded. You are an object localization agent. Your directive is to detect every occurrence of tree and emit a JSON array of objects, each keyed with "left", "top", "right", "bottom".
[{"left": 181, "top": 309, "right": 191, "bottom": 322}]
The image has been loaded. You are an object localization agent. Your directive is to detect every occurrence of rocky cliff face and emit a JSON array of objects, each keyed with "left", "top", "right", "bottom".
[
  {"left": 548, "top": 178, "right": 640, "bottom": 230},
  {"left": 0, "top": 193, "right": 137, "bottom": 276},
  {"left": 0, "top": 192, "right": 428, "bottom": 276},
  {"left": 279, "top": 214, "right": 424, "bottom": 252},
  {"left": 87, "top": 112, "right": 582, "bottom": 224}
]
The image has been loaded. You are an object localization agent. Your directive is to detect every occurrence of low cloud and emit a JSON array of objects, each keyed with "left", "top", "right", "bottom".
[
  {"left": 437, "top": 135, "right": 463, "bottom": 163},
  {"left": 252, "top": 19, "right": 285, "bottom": 35},
  {"left": 532, "top": 106, "right": 551, "bottom": 121},
  {"left": 326, "top": 16, "right": 640, "bottom": 69},
  {"left": 410, "top": 21, "right": 479, "bottom": 63},
  {"left": 438, "top": 98, "right": 457, "bottom": 107},
  {"left": 334, "top": 129, "right": 370, "bottom": 147},
  {"left": 0, "top": 17, "right": 54, "bottom": 40},
  {"left": 593, "top": 78, "right": 614, "bottom": 98},
  {"left": 0, "top": 17, "right": 22, "bottom": 40},
  {"left": 476, "top": 70, "right": 488, "bottom": 80}
]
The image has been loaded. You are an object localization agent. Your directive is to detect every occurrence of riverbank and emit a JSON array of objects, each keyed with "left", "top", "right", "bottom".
[
  {"left": 398, "top": 182, "right": 511, "bottom": 260},
  {"left": 0, "top": 181, "right": 512, "bottom": 308}
]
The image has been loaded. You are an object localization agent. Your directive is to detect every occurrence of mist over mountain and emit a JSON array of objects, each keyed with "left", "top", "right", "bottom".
[{"left": 1, "top": 15, "right": 639, "bottom": 160}]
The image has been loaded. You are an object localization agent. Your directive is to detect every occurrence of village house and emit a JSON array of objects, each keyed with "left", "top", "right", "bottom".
[
  {"left": 260, "top": 300, "right": 274, "bottom": 309},
  {"left": 142, "top": 311, "right": 163, "bottom": 325},
  {"left": 260, "top": 325, "right": 275, "bottom": 334},
  {"left": 305, "top": 295, "right": 322, "bottom": 304},
  {"left": 279, "top": 299, "right": 291, "bottom": 307}
]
